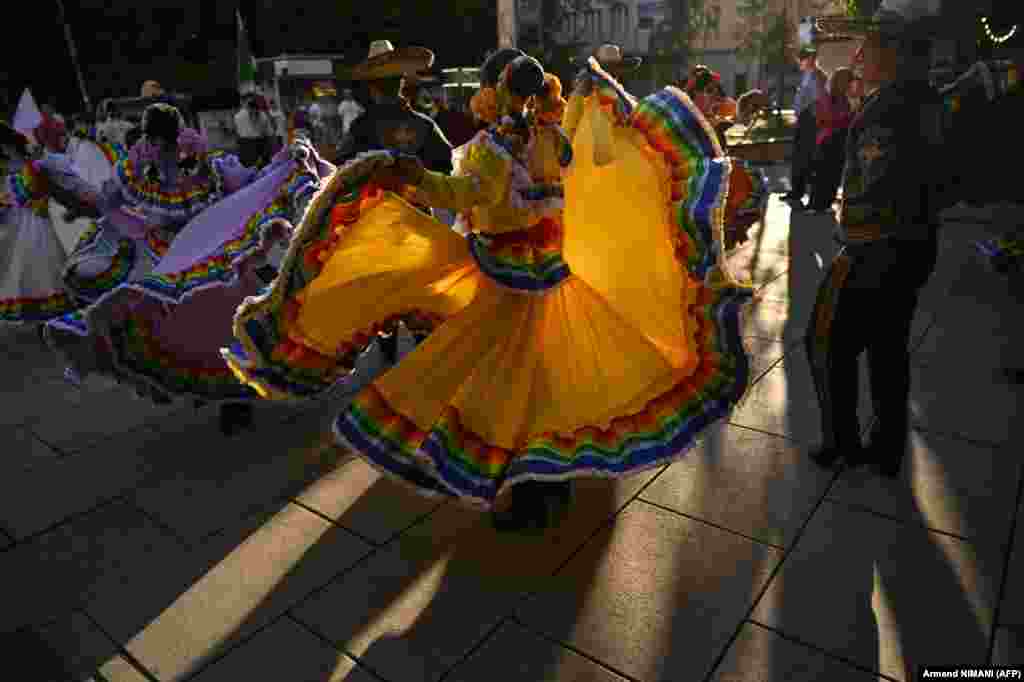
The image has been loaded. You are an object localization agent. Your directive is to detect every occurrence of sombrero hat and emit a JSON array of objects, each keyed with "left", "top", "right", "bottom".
[
  {"left": 572, "top": 44, "right": 642, "bottom": 71},
  {"left": 815, "top": 0, "right": 944, "bottom": 40},
  {"left": 346, "top": 40, "right": 435, "bottom": 81}
]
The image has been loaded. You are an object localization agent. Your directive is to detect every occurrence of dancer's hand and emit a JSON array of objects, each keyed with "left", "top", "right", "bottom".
[
  {"left": 374, "top": 156, "right": 424, "bottom": 192},
  {"left": 571, "top": 72, "right": 593, "bottom": 98},
  {"left": 289, "top": 140, "right": 311, "bottom": 163}
]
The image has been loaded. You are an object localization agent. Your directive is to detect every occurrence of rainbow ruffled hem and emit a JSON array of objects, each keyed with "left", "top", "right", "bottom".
[
  {"left": 225, "top": 153, "right": 438, "bottom": 399},
  {"left": 333, "top": 285, "right": 750, "bottom": 507},
  {"left": 128, "top": 165, "right": 320, "bottom": 304},
  {"left": 8, "top": 161, "right": 51, "bottom": 217},
  {"left": 115, "top": 154, "right": 223, "bottom": 221},
  {"left": 102, "top": 317, "right": 258, "bottom": 402},
  {"left": 0, "top": 290, "right": 77, "bottom": 323},
  {"left": 62, "top": 221, "right": 138, "bottom": 304},
  {"left": 330, "top": 88, "right": 751, "bottom": 507}
]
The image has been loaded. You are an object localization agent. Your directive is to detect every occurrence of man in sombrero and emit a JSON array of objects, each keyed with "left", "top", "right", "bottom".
[
  {"left": 805, "top": 0, "right": 958, "bottom": 478},
  {"left": 337, "top": 40, "right": 452, "bottom": 175}
]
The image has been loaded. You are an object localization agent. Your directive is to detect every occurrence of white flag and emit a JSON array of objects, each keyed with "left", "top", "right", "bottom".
[{"left": 13, "top": 89, "right": 43, "bottom": 137}]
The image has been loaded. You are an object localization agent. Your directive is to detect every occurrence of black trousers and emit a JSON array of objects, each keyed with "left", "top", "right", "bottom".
[
  {"left": 809, "top": 129, "right": 848, "bottom": 210},
  {"left": 789, "top": 107, "right": 817, "bottom": 199},
  {"left": 805, "top": 238, "right": 937, "bottom": 459}
]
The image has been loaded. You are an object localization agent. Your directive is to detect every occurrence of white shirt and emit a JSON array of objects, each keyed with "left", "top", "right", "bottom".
[
  {"left": 234, "top": 109, "right": 274, "bottom": 139},
  {"left": 97, "top": 119, "right": 133, "bottom": 147},
  {"left": 337, "top": 99, "right": 364, "bottom": 136},
  {"left": 270, "top": 110, "right": 286, "bottom": 137}
]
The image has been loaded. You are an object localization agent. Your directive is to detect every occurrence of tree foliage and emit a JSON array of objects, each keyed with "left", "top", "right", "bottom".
[{"left": 734, "top": 0, "right": 796, "bottom": 69}]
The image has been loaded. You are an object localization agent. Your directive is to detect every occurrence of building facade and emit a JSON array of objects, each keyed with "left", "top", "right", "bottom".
[{"left": 515, "top": 0, "right": 824, "bottom": 97}]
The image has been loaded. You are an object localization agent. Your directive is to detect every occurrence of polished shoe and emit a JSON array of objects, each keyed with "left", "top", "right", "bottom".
[
  {"left": 861, "top": 436, "right": 905, "bottom": 479},
  {"left": 870, "top": 456, "right": 904, "bottom": 479},
  {"left": 808, "top": 444, "right": 863, "bottom": 470},
  {"left": 491, "top": 481, "right": 572, "bottom": 533},
  {"left": 1000, "top": 367, "right": 1024, "bottom": 385},
  {"left": 491, "top": 488, "right": 549, "bottom": 533}
]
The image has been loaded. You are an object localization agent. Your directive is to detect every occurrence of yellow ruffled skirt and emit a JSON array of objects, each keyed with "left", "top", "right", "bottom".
[{"left": 225, "top": 83, "right": 753, "bottom": 508}]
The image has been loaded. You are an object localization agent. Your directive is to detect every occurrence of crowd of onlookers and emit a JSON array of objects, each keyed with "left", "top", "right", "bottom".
[{"left": 781, "top": 46, "right": 865, "bottom": 213}]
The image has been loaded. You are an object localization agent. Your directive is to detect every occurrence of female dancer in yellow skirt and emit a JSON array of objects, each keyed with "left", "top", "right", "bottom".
[{"left": 225, "top": 49, "right": 753, "bottom": 530}]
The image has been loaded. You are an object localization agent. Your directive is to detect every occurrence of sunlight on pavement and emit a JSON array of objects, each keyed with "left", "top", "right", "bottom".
[
  {"left": 340, "top": 553, "right": 451, "bottom": 659},
  {"left": 119, "top": 504, "right": 340, "bottom": 680},
  {"left": 908, "top": 431, "right": 967, "bottom": 543},
  {"left": 909, "top": 433, "right": 993, "bottom": 642},
  {"left": 871, "top": 562, "right": 906, "bottom": 677}
]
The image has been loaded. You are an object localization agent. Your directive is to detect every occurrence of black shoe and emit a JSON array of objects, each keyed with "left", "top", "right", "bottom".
[
  {"left": 808, "top": 444, "right": 862, "bottom": 470},
  {"left": 377, "top": 333, "right": 398, "bottom": 365},
  {"left": 1000, "top": 367, "right": 1024, "bottom": 385},
  {"left": 491, "top": 481, "right": 565, "bottom": 533},
  {"left": 219, "top": 402, "right": 254, "bottom": 436},
  {"left": 862, "top": 434, "right": 906, "bottom": 479}
]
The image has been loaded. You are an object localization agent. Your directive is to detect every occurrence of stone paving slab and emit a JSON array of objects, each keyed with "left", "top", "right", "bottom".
[
  {"left": 0, "top": 500, "right": 184, "bottom": 633},
  {"left": 0, "top": 424, "right": 169, "bottom": 540},
  {"left": 1000, "top": 509, "right": 1024, "bottom": 626},
  {"left": 829, "top": 432, "right": 1020, "bottom": 548},
  {"left": 85, "top": 501, "right": 373, "bottom": 681},
  {"left": 640, "top": 423, "right": 835, "bottom": 548},
  {"left": 515, "top": 501, "right": 781, "bottom": 682},
  {"left": 188, "top": 617, "right": 381, "bottom": 682},
  {"left": 0, "top": 423, "right": 64, "bottom": 475},
  {"left": 709, "top": 622, "right": 886, "bottom": 681},
  {"left": 992, "top": 626, "right": 1024, "bottom": 665},
  {"left": 293, "top": 454, "right": 445, "bottom": 546},
  {"left": 291, "top": 472, "right": 661, "bottom": 682},
  {"left": 128, "top": 407, "right": 346, "bottom": 544},
  {"left": 445, "top": 619, "right": 630, "bottom": 682},
  {"left": 728, "top": 353, "right": 874, "bottom": 446},
  {"left": 752, "top": 500, "right": 998, "bottom": 680},
  {"left": 35, "top": 611, "right": 123, "bottom": 681}
]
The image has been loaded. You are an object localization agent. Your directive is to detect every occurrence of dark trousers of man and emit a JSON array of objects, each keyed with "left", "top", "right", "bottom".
[
  {"left": 809, "top": 128, "right": 848, "bottom": 210},
  {"left": 788, "top": 107, "right": 817, "bottom": 200},
  {"left": 805, "top": 237, "right": 937, "bottom": 465}
]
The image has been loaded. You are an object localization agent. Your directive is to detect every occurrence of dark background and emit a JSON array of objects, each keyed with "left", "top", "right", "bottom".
[
  {"left": 1, "top": 0, "right": 498, "bottom": 117},
  {"left": 3, "top": 0, "right": 1020, "bottom": 119}
]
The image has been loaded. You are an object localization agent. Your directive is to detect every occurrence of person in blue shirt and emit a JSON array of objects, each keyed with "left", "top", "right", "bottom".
[{"left": 781, "top": 46, "right": 823, "bottom": 208}]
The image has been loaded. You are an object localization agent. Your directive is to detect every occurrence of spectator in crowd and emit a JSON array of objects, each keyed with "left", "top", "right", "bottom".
[
  {"left": 266, "top": 97, "right": 287, "bottom": 152},
  {"left": 233, "top": 93, "right": 275, "bottom": 167},
  {"left": 781, "top": 46, "right": 824, "bottom": 209},
  {"left": 808, "top": 66, "right": 855, "bottom": 213},
  {"left": 97, "top": 104, "right": 133, "bottom": 148},
  {"left": 337, "top": 88, "right": 364, "bottom": 138}
]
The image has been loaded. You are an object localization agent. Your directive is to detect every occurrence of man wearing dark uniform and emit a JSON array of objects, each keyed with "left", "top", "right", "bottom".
[
  {"left": 806, "top": 1, "right": 956, "bottom": 478},
  {"left": 338, "top": 40, "right": 453, "bottom": 363},
  {"left": 338, "top": 40, "right": 452, "bottom": 176}
]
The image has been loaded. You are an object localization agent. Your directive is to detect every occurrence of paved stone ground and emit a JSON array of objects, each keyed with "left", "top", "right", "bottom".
[{"left": 2, "top": 180, "right": 1022, "bottom": 681}]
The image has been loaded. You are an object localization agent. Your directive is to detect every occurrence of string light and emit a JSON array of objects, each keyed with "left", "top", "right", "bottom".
[{"left": 980, "top": 16, "right": 1018, "bottom": 45}]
